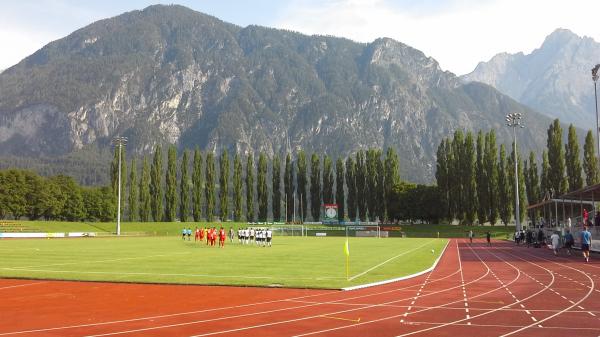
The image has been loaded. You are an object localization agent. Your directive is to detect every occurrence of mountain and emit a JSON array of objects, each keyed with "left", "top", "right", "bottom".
[
  {"left": 462, "top": 29, "right": 600, "bottom": 129},
  {"left": 0, "top": 5, "right": 555, "bottom": 184}
]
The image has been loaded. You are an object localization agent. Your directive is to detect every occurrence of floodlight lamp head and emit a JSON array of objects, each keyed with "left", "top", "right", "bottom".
[{"left": 593, "top": 64, "right": 600, "bottom": 82}]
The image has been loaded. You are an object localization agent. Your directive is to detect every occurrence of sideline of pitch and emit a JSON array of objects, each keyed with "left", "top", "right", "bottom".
[{"left": 342, "top": 239, "right": 450, "bottom": 291}]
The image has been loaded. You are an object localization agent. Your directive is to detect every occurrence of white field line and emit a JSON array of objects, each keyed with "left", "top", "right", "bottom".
[
  {"left": 348, "top": 239, "right": 437, "bottom": 282},
  {"left": 6, "top": 252, "right": 190, "bottom": 269},
  {"left": 343, "top": 240, "right": 450, "bottom": 291},
  {"left": 0, "top": 254, "right": 465, "bottom": 336},
  {"left": 74, "top": 241, "right": 494, "bottom": 337},
  {"left": 397, "top": 320, "right": 600, "bottom": 331},
  {"left": 0, "top": 281, "right": 47, "bottom": 291},
  {"left": 498, "top": 250, "right": 596, "bottom": 337}
]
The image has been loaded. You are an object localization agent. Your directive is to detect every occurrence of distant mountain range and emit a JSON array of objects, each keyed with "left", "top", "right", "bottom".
[
  {"left": 0, "top": 5, "right": 558, "bottom": 184},
  {"left": 463, "top": 29, "right": 600, "bottom": 129}
]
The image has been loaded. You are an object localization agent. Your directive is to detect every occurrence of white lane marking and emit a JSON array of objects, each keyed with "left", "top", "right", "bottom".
[{"left": 0, "top": 281, "right": 47, "bottom": 291}]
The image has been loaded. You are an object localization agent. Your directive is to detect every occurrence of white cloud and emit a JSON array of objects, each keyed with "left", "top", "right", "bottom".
[{"left": 273, "top": 0, "right": 600, "bottom": 75}]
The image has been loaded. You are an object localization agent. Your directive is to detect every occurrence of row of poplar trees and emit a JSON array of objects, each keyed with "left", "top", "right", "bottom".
[
  {"left": 436, "top": 119, "right": 599, "bottom": 226},
  {"left": 111, "top": 146, "right": 401, "bottom": 223}
]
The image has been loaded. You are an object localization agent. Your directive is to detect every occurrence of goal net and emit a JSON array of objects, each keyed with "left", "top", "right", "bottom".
[{"left": 269, "top": 224, "right": 305, "bottom": 237}]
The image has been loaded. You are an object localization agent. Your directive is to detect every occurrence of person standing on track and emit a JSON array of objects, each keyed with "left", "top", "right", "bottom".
[
  {"left": 486, "top": 231, "right": 491, "bottom": 246},
  {"left": 550, "top": 231, "right": 560, "bottom": 256},
  {"left": 564, "top": 229, "right": 574, "bottom": 255},
  {"left": 468, "top": 230, "right": 473, "bottom": 243},
  {"left": 581, "top": 225, "right": 592, "bottom": 263}
]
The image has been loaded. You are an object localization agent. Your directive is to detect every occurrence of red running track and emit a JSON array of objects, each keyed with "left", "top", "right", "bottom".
[{"left": 1, "top": 239, "right": 599, "bottom": 337}]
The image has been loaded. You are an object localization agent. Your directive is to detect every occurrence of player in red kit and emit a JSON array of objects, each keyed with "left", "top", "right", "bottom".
[{"left": 219, "top": 226, "right": 226, "bottom": 247}]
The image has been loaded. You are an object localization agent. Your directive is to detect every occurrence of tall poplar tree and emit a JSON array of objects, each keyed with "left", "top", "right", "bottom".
[
  {"left": 272, "top": 155, "right": 281, "bottom": 222},
  {"left": 296, "top": 151, "right": 307, "bottom": 222},
  {"left": 451, "top": 131, "right": 464, "bottom": 221},
  {"left": 463, "top": 132, "right": 477, "bottom": 225},
  {"left": 540, "top": 150, "right": 550, "bottom": 198},
  {"left": 233, "top": 153, "right": 243, "bottom": 221},
  {"left": 205, "top": 152, "right": 215, "bottom": 221},
  {"left": 565, "top": 124, "right": 583, "bottom": 191},
  {"left": 345, "top": 156, "right": 357, "bottom": 221},
  {"left": 128, "top": 158, "right": 137, "bottom": 221},
  {"left": 376, "top": 152, "right": 385, "bottom": 221},
  {"left": 355, "top": 150, "right": 367, "bottom": 221},
  {"left": 165, "top": 145, "right": 177, "bottom": 222},
  {"left": 322, "top": 155, "right": 334, "bottom": 205},
  {"left": 485, "top": 131, "right": 498, "bottom": 225},
  {"left": 526, "top": 151, "right": 541, "bottom": 205},
  {"left": 246, "top": 154, "right": 255, "bottom": 222},
  {"left": 192, "top": 148, "right": 203, "bottom": 221},
  {"left": 257, "top": 152, "right": 268, "bottom": 222},
  {"left": 385, "top": 147, "right": 400, "bottom": 220},
  {"left": 139, "top": 157, "right": 151, "bottom": 222},
  {"left": 310, "top": 153, "right": 322, "bottom": 221},
  {"left": 547, "top": 119, "right": 568, "bottom": 194},
  {"left": 498, "top": 144, "right": 513, "bottom": 226},
  {"left": 179, "top": 150, "right": 189, "bottom": 222},
  {"left": 219, "top": 150, "right": 230, "bottom": 221},
  {"left": 284, "top": 154, "right": 294, "bottom": 222},
  {"left": 476, "top": 131, "right": 487, "bottom": 225},
  {"left": 583, "top": 130, "right": 598, "bottom": 186},
  {"left": 150, "top": 145, "right": 163, "bottom": 222},
  {"left": 336, "top": 157, "right": 345, "bottom": 222}
]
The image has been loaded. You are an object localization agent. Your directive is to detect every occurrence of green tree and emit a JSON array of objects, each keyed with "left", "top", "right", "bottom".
[
  {"left": 150, "top": 145, "right": 163, "bottom": 222},
  {"left": 219, "top": 150, "right": 230, "bottom": 221},
  {"left": 436, "top": 139, "right": 450, "bottom": 221},
  {"left": 310, "top": 153, "right": 322, "bottom": 221},
  {"left": 540, "top": 150, "right": 550, "bottom": 198},
  {"left": 296, "top": 151, "right": 307, "bottom": 222},
  {"left": 476, "top": 131, "right": 487, "bottom": 225},
  {"left": 233, "top": 153, "right": 243, "bottom": 221},
  {"left": 463, "top": 132, "right": 477, "bottom": 225},
  {"left": 525, "top": 151, "right": 541, "bottom": 205},
  {"left": 246, "top": 154, "right": 255, "bottom": 221},
  {"left": 284, "top": 153, "right": 294, "bottom": 222},
  {"left": 205, "top": 152, "right": 216, "bottom": 221},
  {"left": 355, "top": 150, "right": 367, "bottom": 221},
  {"left": 192, "top": 149, "right": 203, "bottom": 221},
  {"left": 565, "top": 124, "right": 583, "bottom": 191},
  {"left": 583, "top": 130, "right": 599, "bottom": 186},
  {"left": 484, "top": 131, "right": 498, "bottom": 225},
  {"left": 384, "top": 147, "right": 400, "bottom": 220},
  {"left": 179, "top": 150, "right": 190, "bottom": 222},
  {"left": 128, "top": 159, "right": 138, "bottom": 221},
  {"left": 345, "top": 156, "right": 357, "bottom": 221},
  {"left": 498, "top": 144, "right": 513, "bottom": 226},
  {"left": 82, "top": 186, "right": 115, "bottom": 222},
  {"left": 366, "top": 149, "right": 381, "bottom": 221},
  {"left": 547, "top": 119, "right": 568, "bottom": 194},
  {"left": 450, "top": 130, "right": 464, "bottom": 221},
  {"left": 257, "top": 152, "right": 268, "bottom": 221},
  {"left": 139, "top": 157, "right": 151, "bottom": 222},
  {"left": 322, "top": 155, "right": 334, "bottom": 205},
  {"left": 272, "top": 155, "right": 281, "bottom": 222},
  {"left": 336, "top": 157, "right": 345, "bottom": 222},
  {"left": 165, "top": 145, "right": 177, "bottom": 222}
]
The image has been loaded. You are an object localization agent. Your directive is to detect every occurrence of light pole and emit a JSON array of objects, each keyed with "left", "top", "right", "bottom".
[
  {"left": 593, "top": 64, "right": 600, "bottom": 161},
  {"left": 506, "top": 113, "right": 525, "bottom": 232},
  {"left": 112, "top": 136, "right": 127, "bottom": 236}
]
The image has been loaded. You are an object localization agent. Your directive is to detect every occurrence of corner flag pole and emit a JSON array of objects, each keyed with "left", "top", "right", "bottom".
[{"left": 344, "top": 236, "right": 350, "bottom": 280}]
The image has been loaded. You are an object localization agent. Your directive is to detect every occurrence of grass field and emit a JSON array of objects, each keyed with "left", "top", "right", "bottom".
[
  {"left": 3, "top": 220, "right": 515, "bottom": 239},
  {"left": 0, "top": 236, "right": 447, "bottom": 289}
]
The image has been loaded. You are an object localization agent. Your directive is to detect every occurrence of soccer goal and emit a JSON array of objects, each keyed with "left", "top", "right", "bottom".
[{"left": 269, "top": 224, "right": 305, "bottom": 236}]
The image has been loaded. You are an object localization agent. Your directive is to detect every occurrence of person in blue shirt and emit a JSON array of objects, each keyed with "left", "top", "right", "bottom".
[
  {"left": 182, "top": 228, "right": 186, "bottom": 240},
  {"left": 581, "top": 225, "right": 592, "bottom": 263}
]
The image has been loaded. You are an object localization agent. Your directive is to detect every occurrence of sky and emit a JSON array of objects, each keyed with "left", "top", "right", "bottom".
[{"left": 1, "top": 0, "right": 599, "bottom": 75}]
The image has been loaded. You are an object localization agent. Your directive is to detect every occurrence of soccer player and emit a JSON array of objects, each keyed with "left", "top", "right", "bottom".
[
  {"left": 182, "top": 227, "right": 186, "bottom": 240},
  {"left": 564, "top": 229, "right": 574, "bottom": 255},
  {"left": 199, "top": 226, "right": 205, "bottom": 243},
  {"left": 187, "top": 228, "right": 192, "bottom": 241},
  {"left": 206, "top": 227, "right": 211, "bottom": 245},
  {"left": 266, "top": 228, "right": 272, "bottom": 247},
  {"left": 581, "top": 225, "right": 592, "bottom": 263},
  {"left": 219, "top": 226, "right": 226, "bottom": 248},
  {"left": 229, "top": 227, "right": 234, "bottom": 243},
  {"left": 550, "top": 231, "right": 560, "bottom": 256},
  {"left": 195, "top": 227, "right": 200, "bottom": 242}
]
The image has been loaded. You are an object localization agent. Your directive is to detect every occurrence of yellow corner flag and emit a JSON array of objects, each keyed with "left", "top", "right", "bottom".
[
  {"left": 344, "top": 238, "right": 350, "bottom": 280},
  {"left": 344, "top": 238, "right": 350, "bottom": 256}
]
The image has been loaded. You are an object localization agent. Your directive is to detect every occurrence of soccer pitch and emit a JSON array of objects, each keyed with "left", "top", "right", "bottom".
[{"left": 0, "top": 236, "right": 447, "bottom": 289}]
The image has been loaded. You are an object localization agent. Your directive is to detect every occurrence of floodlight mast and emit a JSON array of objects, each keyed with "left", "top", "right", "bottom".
[
  {"left": 112, "top": 136, "right": 127, "bottom": 236},
  {"left": 506, "top": 113, "right": 524, "bottom": 232},
  {"left": 593, "top": 64, "right": 600, "bottom": 163}
]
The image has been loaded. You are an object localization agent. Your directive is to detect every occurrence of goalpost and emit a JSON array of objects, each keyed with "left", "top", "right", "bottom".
[
  {"left": 269, "top": 224, "right": 305, "bottom": 237},
  {"left": 345, "top": 225, "right": 382, "bottom": 238}
]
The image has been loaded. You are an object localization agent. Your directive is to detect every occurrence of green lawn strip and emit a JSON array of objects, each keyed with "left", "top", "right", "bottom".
[{"left": 0, "top": 237, "right": 447, "bottom": 289}]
